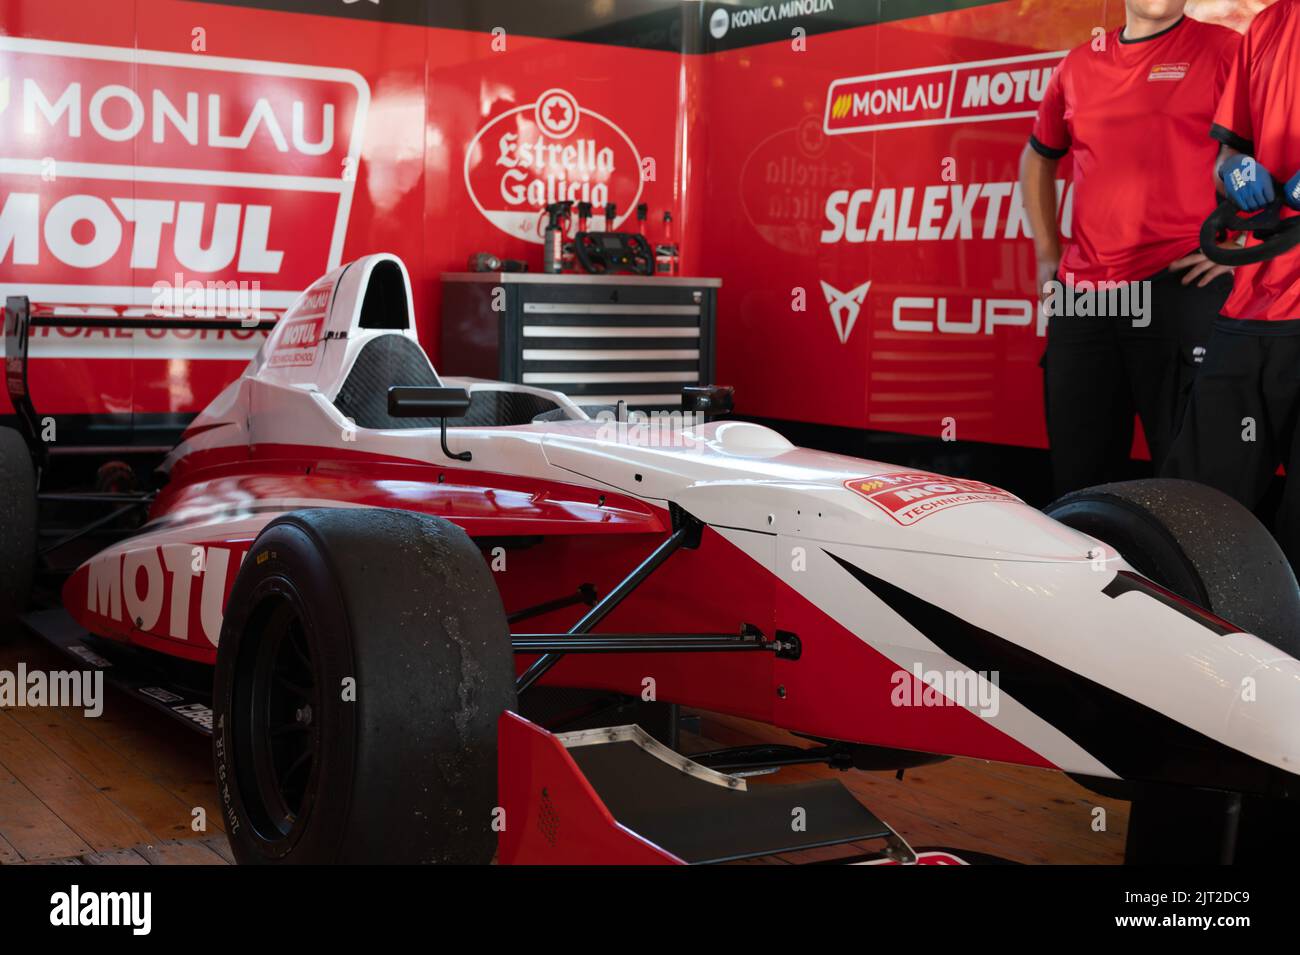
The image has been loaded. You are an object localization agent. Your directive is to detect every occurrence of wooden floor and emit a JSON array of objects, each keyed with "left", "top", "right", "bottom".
[
  {"left": 684, "top": 714, "right": 1127, "bottom": 864},
  {"left": 0, "top": 628, "right": 1127, "bottom": 865},
  {"left": 0, "top": 630, "right": 229, "bottom": 865}
]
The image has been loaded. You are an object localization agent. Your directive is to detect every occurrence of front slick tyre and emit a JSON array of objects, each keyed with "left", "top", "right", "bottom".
[{"left": 213, "top": 508, "right": 516, "bottom": 864}]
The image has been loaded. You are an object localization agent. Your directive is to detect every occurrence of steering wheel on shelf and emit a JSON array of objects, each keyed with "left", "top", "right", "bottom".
[{"left": 573, "top": 232, "right": 655, "bottom": 276}]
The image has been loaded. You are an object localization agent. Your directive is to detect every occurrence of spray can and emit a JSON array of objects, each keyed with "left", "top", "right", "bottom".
[
  {"left": 542, "top": 201, "right": 571, "bottom": 273},
  {"left": 656, "top": 211, "right": 679, "bottom": 275}
]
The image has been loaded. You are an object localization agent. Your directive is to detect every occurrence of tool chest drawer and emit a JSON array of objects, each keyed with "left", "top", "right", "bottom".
[{"left": 440, "top": 273, "right": 720, "bottom": 410}]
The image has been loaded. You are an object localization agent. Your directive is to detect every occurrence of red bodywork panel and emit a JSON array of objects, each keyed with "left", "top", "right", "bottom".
[
  {"left": 496, "top": 711, "right": 977, "bottom": 864},
  {"left": 497, "top": 712, "right": 682, "bottom": 865},
  {"left": 61, "top": 434, "right": 1052, "bottom": 768},
  {"left": 61, "top": 442, "right": 667, "bottom": 664},
  {"left": 157, "top": 443, "right": 667, "bottom": 540}
]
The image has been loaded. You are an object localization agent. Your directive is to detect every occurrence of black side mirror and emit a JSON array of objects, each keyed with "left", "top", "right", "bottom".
[
  {"left": 387, "top": 386, "right": 472, "bottom": 418},
  {"left": 386, "top": 386, "right": 473, "bottom": 461},
  {"left": 682, "top": 384, "right": 734, "bottom": 418}
]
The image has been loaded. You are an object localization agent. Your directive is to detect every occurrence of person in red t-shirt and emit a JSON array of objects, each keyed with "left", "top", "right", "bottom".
[
  {"left": 1164, "top": 0, "right": 1300, "bottom": 567},
  {"left": 1020, "top": 1, "right": 1240, "bottom": 496}
]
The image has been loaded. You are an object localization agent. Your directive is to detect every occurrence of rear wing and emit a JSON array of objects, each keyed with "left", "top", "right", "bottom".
[{"left": 2, "top": 295, "right": 279, "bottom": 462}]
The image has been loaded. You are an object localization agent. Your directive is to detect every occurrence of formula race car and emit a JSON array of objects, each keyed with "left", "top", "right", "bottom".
[{"left": 5, "top": 254, "right": 1300, "bottom": 865}]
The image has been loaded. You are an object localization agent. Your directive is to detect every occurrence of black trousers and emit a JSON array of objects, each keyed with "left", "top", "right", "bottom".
[
  {"left": 1042, "top": 270, "right": 1230, "bottom": 497},
  {"left": 1163, "top": 319, "right": 1300, "bottom": 568}
]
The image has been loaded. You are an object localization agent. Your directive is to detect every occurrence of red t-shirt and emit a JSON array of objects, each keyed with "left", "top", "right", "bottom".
[
  {"left": 1213, "top": 0, "right": 1300, "bottom": 321},
  {"left": 1031, "top": 16, "right": 1239, "bottom": 284}
]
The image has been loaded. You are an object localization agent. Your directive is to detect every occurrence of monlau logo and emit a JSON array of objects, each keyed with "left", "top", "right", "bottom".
[
  {"left": 849, "top": 82, "right": 945, "bottom": 120},
  {"left": 17, "top": 77, "right": 336, "bottom": 154}
]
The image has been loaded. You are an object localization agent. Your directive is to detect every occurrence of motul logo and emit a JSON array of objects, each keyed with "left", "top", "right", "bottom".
[
  {"left": 0, "top": 194, "right": 284, "bottom": 273},
  {"left": 279, "top": 316, "right": 322, "bottom": 348},
  {"left": 0, "top": 37, "right": 369, "bottom": 322},
  {"left": 845, "top": 472, "right": 1017, "bottom": 526},
  {"left": 86, "top": 544, "right": 242, "bottom": 647},
  {"left": 268, "top": 278, "right": 332, "bottom": 368},
  {"left": 957, "top": 67, "right": 1052, "bottom": 111}
]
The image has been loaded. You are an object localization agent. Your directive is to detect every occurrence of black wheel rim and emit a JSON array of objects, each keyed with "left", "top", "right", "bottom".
[{"left": 232, "top": 582, "right": 320, "bottom": 846}]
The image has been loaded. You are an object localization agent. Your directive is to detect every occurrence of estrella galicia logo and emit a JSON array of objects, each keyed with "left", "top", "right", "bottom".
[{"left": 463, "top": 88, "right": 645, "bottom": 244}]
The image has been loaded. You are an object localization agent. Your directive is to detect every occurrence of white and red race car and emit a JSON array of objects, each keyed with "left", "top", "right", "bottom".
[{"left": 5, "top": 253, "right": 1300, "bottom": 865}]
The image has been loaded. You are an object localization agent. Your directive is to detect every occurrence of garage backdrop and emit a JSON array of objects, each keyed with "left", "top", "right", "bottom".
[{"left": 0, "top": 0, "right": 1273, "bottom": 470}]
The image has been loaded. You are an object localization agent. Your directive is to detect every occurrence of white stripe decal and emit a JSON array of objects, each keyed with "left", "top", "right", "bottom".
[
  {"left": 521, "top": 349, "right": 700, "bottom": 361},
  {"left": 523, "top": 326, "right": 700, "bottom": 339},
  {"left": 568, "top": 394, "right": 681, "bottom": 407},
  {"left": 522, "top": 371, "right": 698, "bottom": 385}
]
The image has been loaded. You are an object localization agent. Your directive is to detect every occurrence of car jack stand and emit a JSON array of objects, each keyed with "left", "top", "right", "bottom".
[{"left": 497, "top": 712, "right": 924, "bottom": 865}]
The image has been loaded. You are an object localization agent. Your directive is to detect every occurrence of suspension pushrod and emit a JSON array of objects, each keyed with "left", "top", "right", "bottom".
[
  {"left": 512, "top": 632, "right": 769, "bottom": 654},
  {"left": 514, "top": 520, "right": 697, "bottom": 693}
]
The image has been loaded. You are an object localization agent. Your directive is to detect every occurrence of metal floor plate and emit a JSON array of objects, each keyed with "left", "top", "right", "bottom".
[{"left": 20, "top": 607, "right": 214, "bottom": 736}]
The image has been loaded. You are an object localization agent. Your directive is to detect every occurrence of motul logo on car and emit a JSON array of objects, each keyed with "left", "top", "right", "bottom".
[
  {"left": 464, "top": 88, "right": 644, "bottom": 244},
  {"left": 280, "top": 317, "right": 322, "bottom": 347},
  {"left": 86, "top": 544, "right": 242, "bottom": 646},
  {"left": 824, "top": 52, "right": 1063, "bottom": 135},
  {"left": 268, "top": 277, "right": 332, "bottom": 367},
  {"left": 846, "top": 472, "right": 1017, "bottom": 525},
  {"left": 0, "top": 37, "right": 369, "bottom": 320},
  {"left": 268, "top": 316, "right": 324, "bottom": 367}
]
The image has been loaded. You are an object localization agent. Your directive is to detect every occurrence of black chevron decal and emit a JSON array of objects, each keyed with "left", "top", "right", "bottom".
[{"left": 825, "top": 550, "right": 1292, "bottom": 796}]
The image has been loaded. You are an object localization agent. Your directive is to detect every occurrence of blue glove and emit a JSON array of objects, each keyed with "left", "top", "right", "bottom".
[
  {"left": 1284, "top": 169, "right": 1300, "bottom": 211},
  {"left": 1220, "top": 154, "right": 1275, "bottom": 211}
]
